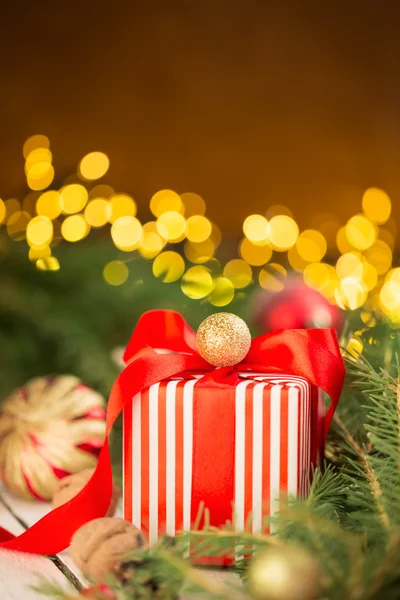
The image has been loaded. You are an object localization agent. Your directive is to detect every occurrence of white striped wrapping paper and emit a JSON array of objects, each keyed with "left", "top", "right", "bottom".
[{"left": 123, "top": 374, "right": 324, "bottom": 549}]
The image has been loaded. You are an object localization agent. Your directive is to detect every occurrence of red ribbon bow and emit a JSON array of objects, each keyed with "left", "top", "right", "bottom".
[{"left": 0, "top": 310, "right": 345, "bottom": 554}]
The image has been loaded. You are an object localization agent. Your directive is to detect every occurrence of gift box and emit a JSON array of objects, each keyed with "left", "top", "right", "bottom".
[
  {"left": 121, "top": 310, "right": 344, "bottom": 564},
  {"left": 124, "top": 373, "right": 325, "bottom": 546}
]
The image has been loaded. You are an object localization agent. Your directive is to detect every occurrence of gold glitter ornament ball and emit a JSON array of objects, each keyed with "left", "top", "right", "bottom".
[
  {"left": 248, "top": 544, "right": 322, "bottom": 600},
  {"left": 196, "top": 313, "right": 251, "bottom": 367}
]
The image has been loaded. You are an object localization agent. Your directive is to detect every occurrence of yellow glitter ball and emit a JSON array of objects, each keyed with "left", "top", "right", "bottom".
[{"left": 196, "top": 313, "right": 251, "bottom": 367}]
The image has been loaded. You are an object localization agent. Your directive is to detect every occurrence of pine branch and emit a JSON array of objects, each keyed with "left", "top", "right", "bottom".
[
  {"left": 333, "top": 414, "right": 390, "bottom": 530},
  {"left": 361, "top": 533, "right": 400, "bottom": 600},
  {"left": 156, "top": 548, "right": 245, "bottom": 598}
]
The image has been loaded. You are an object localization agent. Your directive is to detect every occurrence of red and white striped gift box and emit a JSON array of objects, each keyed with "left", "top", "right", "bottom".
[{"left": 123, "top": 373, "right": 324, "bottom": 559}]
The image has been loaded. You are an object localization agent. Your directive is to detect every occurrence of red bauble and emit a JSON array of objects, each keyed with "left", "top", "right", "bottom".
[{"left": 250, "top": 277, "right": 343, "bottom": 333}]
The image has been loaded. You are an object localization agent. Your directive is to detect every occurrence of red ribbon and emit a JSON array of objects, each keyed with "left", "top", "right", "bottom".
[{"left": 0, "top": 310, "right": 345, "bottom": 554}]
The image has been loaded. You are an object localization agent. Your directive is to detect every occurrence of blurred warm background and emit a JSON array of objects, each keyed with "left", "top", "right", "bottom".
[{"left": 1, "top": 0, "right": 400, "bottom": 396}]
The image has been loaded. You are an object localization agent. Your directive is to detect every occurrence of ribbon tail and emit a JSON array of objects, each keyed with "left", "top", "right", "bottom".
[{"left": 0, "top": 352, "right": 206, "bottom": 554}]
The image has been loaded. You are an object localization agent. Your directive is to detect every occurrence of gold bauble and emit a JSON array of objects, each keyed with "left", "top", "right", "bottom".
[
  {"left": 196, "top": 313, "right": 251, "bottom": 367},
  {"left": 0, "top": 375, "right": 106, "bottom": 500},
  {"left": 248, "top": 545, "right": 322, "bottom": 600}
]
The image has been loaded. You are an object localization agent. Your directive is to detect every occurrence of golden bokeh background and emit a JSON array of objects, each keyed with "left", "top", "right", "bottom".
[
  {"left": 2, "top": 1, "right": 400, "bottom": 325},
  {"left": 1, "top": 1, "right": 400, "bottom": 233}
]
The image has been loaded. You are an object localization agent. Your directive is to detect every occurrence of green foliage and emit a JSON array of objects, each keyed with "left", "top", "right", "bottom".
[
  {"left": 0, "top": 235, "right": 249, "bottom": 400},
  {"left": 5, "top": 237, "right": 400, "bottom": 599}
]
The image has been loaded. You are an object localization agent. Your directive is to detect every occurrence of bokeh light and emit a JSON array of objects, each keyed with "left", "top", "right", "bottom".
[
  {"left": 288, "top": 245, "right": 309, "bottom": 272},
  {"left": 181, "top": 266, "right": 213, "bottom": 299},
  {"left": 36, "top": 257, "right": 60, "bottom": 271},
  {"left": 364, "top": 240, "right": 392, "bottom": 275},
  {"left": 336, "top": 226, "right": 354, "bottom": 254},
  {"left": 89, "top": 185, "right": 115, "bottom": 199},
  {"left": 360, "top": 311, "right": 376, "bottom": 327},
  {"left": 185, "top": 215, "right": 212, "bottom": 243},
  {"left": 103, "top": 260, "right": 129, "bottom": 286},
  {"left": 79, "top": 152, "right": 110, "bottom": 180},
  {"left": 180, "top": 192, "right": 206, "bottom": 217},
  {"left": 385, "top": 268, "right": 400, "bottom": 284},
  {"left": 345, "top": 336, "right": 364, "bottom": 359},
  {"left": 7, "top": 212, "right": 31, "bottom": 241},
  {"left": 0, "top": 199, "right": 6, "bottom": 225},
  {"left": 240, "top": 238, "right": 272, "bottom": 266},
  {"left": 380, "top": 280, "right": 400, "bottom": 312},
  {"left": 29, "top": 246, "right": 51, "bottom": 261},
  {"left": 7, "top": 136, "right": 400, "bottom": 313},
  {"left": 150, "top": 190, "right": 183, "bottom": 217},
  {"left": 362, "top": 187, "right": 391, "bottom": 224},
  {"left": 60, "top": 184, "right": 89, "bottom": 214},
  {"left": 61, "top": 215, "right": 90, "bottom": 242},
  {"left": 296, "top": 230, "right": 327, "bottom": 262},
  {"left": 4, "top": 199, "right": 20, "bottom": 223},
  {"left": 23, "top": 135, "right": 50, "bottom": 159},
  {"left": 243, "top": 214, "right": 269, "bottom": 244},
  {"left": 138, "top": 231, "right": 163, "bottom": 258},
  {"left": 362, "top": 263, "right": 378, "bottom": 291},
  {"left": 210, "top": 223, "right": 222, "bottom": 248},
  {"left": 25, "top": 148, "right": 52, "bottom": 174},
  {"left": 310, "top": 213, "right": 341, "bottom": 249},
  {"left": 379, "top": 229, "right": 395, "bottom": 249},
  {"left": 22, "top": 192, "right": 39, "bottom": 216},
  {"left": 266, "top": 204, "right": 293, "bottom": 218},
  {"left": 223, "top": 259, "right": 252, "bottom": 289},
  {"left": 143, "top": 220, "right": 168, "bottom": 244},
  {"left": 336, "top": 253, "right": 364, "bottom": 280},
  {"left": 345, "top": 214, "right": 377, "bottom": 251},
  {"left": 157, "top": 211, "right": 186, "bottom": 242},
  {"left": 26, "top": 163, "right": 54, "bottom": 191},
  {"left": 208, "top": 277, "right": 235, "bottom": 306},
  {"left": 36, "top": 191, "right": 62, "bottom": 220},
  {"left": 109, "top": 194, "right": 137, "bottom": 223},
  {"left": 335, "top": 278, "right": 367, "bottom": 310},
  {"left": 152, "top": 251, "right": 185, "bottom": 282},
  {"left": 84, "top": 198, "right": 111, "bottom": 227},
  {"left": 111, "top": 216, "right": 142, "bottom": 251},
  {"left": 383, "top": 216, "right": 397, "bottom": 240},
  {"left": 268, "top": 215, "right": 299, "bottom": 250},
  {"left": 26, "top": 216, "right": 53, "bottom": 247},
  {"left": 304, "top": 262, "right": 335, "bottom": 293},
  {"left": 206, "top": 258, "right": 222, "bottom": 276},
  {"left": 184, "top": 239, "right": 215, "bottom": 264},
  {"left": 259, "top": 264, "right": 287, "bottom": 291}
]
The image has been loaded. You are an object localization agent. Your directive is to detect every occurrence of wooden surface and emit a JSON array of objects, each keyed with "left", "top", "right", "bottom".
[{"left": 0, "top": 484, "right": 243, "bottom": 599}]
